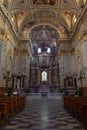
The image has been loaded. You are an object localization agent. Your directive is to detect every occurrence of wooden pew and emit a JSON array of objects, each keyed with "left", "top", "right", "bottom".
[
  {"left": 0, "top": 97, "right": 16, "bottom": 116},
  {"left": 0, "top": 102, "right": 8, "bottom": 124},
  {"left": 0, "top": 87, "right": 26, "bottom": 124},
  {"left": 0, "top": 87, "right": 6, "bottom": 96},
  {"left": 63, "top": 96, "right": 87, "bottom": 125},
  {"left": 80, "top": 103, "right": 87, "bottom": 125},
  {"left": 0, "top": 95, "right": 26, "bottom": 124}
]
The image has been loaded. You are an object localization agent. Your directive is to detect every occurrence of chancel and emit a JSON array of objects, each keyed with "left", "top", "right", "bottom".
[{"left": 0, "top": 0, "right": 87, "bottom": 129}]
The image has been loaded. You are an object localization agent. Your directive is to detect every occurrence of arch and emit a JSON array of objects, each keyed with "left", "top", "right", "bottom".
[
  {"left": 28, "top": 23, "right": 63, "bottom": 38},
  {"left": 28, "top": 25, "right": 60, "bottom": 56}
]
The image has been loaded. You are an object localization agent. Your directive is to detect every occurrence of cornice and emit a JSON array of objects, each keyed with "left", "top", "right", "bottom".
[
  {"left": 0, "top": 5, "right": 19, "bottom": 42},
  {"left": 59, "top": 38, "right": 70, "bottom": 44}
]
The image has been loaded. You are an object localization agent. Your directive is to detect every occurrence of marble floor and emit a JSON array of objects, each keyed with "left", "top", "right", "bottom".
[{"left": 0, "top": 95, "right": 86, "bottom": 130}]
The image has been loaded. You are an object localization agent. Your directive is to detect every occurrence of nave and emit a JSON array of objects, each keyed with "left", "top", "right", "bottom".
[{"left": 0, "top": 96, "right": 85, "bottom": 130}]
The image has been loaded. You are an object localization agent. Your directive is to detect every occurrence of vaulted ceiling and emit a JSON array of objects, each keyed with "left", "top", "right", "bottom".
[
  {"left": 1, "top": 0, "right": 87, "bottom": 68},
  {"left": 3, "top": 0, "right": 87, "bottom": 40}
]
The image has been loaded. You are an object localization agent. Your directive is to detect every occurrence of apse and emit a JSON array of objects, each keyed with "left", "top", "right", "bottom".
[{"left": 29, "top": 25, "right": 59, "bottom": 69}]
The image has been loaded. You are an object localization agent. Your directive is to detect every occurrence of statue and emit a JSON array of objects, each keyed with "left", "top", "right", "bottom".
[{"left": 42, "top": 71, "right": 47, "bottom": 81}]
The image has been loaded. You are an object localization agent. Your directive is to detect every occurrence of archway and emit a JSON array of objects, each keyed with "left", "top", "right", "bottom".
[{"left": 29, "top": 25, "right": 60, "bottom": 94}]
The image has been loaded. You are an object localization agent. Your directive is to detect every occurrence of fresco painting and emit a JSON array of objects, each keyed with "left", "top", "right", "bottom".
[{"left": 33, "top": 0, "right": 56, "bottom": 6}]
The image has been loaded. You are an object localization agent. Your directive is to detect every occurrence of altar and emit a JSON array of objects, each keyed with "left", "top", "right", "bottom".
[{"left": 40, "top": 85, "right": 49, "bottom": 97}]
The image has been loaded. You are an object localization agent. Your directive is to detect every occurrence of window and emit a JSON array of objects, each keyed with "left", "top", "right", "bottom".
[
  {"left": 47, "top": 48, "right": 51, "bottom": 53},
  {"left": 38, "top": 48, "right": 41, "bottom": 53},
  {"left": 41, "top": 71, "right": 47, "bottom": 81}
]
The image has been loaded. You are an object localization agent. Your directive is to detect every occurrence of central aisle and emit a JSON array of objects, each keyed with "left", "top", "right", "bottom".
[{"left": 1, "top": 96, "right": 85, "bottom": 130}]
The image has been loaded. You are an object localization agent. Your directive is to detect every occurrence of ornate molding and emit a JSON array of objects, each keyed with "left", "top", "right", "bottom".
[
  {"left": 70, "top": 47, "right": 75, "bottom": 55},
  {"left": 0, "top": 28, "right": 9, "bottom": 42},
  {"left": 71, "top": 5, "right": 87, "bottom": 41},
  {"left": 59, "top": 49, "right": 68, "bottom": 56},
  {"left": 0, "top": 5, "right": 19, "bottom": 41},
  {"left": 14, "top": 47, "right": 19, "bottom": 55},
  {"left": 83, "top": 30, "right": 87, "bottom": 36},
  {"left": 78, "top": 29, "right": 87, "bottom": 42},
  {"left": 20, "top": 48, "right": 29, "bottom": 55}
]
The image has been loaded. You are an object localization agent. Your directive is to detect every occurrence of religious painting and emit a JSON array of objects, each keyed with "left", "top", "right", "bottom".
[
  {"left": 33, "top": 10, "right": 56, "bottom": 19},
  {"left": 32, "top": 0, "right": 56, "bottom": 6},
  {"left": 66, "top": 77, "right": 74, "bottom": 87}
]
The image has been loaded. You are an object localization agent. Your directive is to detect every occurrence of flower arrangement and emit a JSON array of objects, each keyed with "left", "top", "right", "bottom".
[
  {"left": 60, "top": 88, "right": 66, "bottom": 95},
  {"left": 75, "top": 88, "right": 80, "bottom": 96},
  {"left": 5, "top": 87, "right": 13, "bottom": 96}
]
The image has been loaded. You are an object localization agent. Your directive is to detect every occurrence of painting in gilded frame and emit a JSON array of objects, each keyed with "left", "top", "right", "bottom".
[{"left": 32, "top": 0, "right": 56, "bottom": 6}]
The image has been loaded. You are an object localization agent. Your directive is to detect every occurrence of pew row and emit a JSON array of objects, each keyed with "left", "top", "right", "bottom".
[
  {"left": 63, "top": 96, "right": 87, "bottom": 125},
  {"left": 0, "top": 96, "right": 26, "bottom": 124}
]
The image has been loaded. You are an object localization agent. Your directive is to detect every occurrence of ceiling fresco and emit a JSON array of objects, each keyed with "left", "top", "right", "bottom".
[
  {"left": 3, "top": 0, "right": 86, "bottom": 40},
  {"left": 29, "top": 25, "right": 59, "bottom": 56},
  {"left": 32, "top": 0, "right": 56, "bottom": 6}
]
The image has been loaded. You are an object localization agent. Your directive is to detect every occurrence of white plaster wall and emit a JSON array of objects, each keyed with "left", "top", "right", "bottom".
[
  {"left": 71, "top": 17, "right": 87, "bottom": 87},
  {"left": 19, "top": 55, "right": 30, "bottom": 87},
  {"left": 59, "top": 54, "right": 69, "bottom": 87},
  {"left": 0, "top": 10, "right": 18, "bottom": 87},
  {"left": 81, "top": 40, "right": 87, "bottom": 66}
]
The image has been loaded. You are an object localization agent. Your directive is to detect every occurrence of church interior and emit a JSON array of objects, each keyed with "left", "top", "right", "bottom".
[{"left": 0, "top": 0, "right": 87, "bottom": 129}]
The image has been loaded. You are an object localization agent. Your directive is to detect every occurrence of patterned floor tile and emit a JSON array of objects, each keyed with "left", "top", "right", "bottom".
[{"left": 0, "top": 96, "right": 85, "bottom": 130}]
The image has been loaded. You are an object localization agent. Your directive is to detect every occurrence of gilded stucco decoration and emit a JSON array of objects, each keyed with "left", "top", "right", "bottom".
[
  {"left": 32, "top": 0, "right": 56, "bottom": 6},
  {"left": 33, "top": 10, "right": 56, "bottom": 19},
  {"left": 2, "top": 0, "right": 86, "bottom": 40}
]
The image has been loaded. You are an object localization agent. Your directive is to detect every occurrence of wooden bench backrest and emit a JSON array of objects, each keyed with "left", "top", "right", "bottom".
[{"left": 0, "top": 87, "right": 6, "bottom": 96}]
